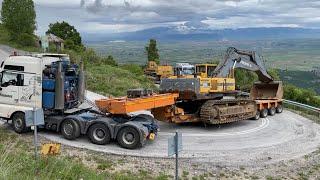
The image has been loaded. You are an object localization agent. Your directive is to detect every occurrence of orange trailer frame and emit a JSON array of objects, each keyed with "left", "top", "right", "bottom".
[
  {"left": 95, "top": 93, "right": 179, "bottom": 114},
  {"left": 255, "top": 99, "right": 283, "bottom": 111}
]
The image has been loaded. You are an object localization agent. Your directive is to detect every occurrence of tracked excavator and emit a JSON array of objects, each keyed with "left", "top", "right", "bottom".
[{"left": 156, "top": 47, "right": 283, "bottom": 124}]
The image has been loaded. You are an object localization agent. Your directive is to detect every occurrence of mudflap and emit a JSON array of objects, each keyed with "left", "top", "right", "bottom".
[{"left": 125, "top": 114, "right": 159, "bottom": 147}]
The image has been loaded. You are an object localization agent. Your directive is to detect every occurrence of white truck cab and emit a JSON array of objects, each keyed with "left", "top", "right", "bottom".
[
  {"left": 175, "top": 62, "right": 195, "bottom": 76},
  {"left": 0, "top": 54, "right": 69, "bottom": 119}
]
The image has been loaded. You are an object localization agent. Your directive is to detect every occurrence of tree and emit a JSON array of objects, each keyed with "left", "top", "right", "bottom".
[
  {"left": 145, "top": 39, "right": 160, "bottom": 64},
  {"left": 46, "top": 21, "right": 83, "bottom": 50},
  {"left": 1, "top": 0, "right": 36, "bottom": 39}
]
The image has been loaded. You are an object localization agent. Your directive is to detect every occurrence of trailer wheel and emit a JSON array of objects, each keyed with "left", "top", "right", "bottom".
[
  {"left": 88, "top": 123, "right": 111, "bottom": 145},
  {"left": 268, "top": 107, "right": 276, "bottom": 116},
  {"left": 260, "top": 109, "right": 268, "bottom": 118},
  {"left": 117, "top": 127, "right": 141, "bottom": 149},
  {"left": 276, "top": 105, "right": 283, "bottom": 113},
  {"left": 12, "top": 112, "right": 29, "bottom": 133},
  {"left": 252, "top": 110, "right": 260, "bottom": 120},
  {"left": 61, "top": 119, "right": 80, "bottom": 140}
]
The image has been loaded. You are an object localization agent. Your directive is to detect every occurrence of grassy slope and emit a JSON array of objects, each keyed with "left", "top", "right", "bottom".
[
  {"left": 86, "top": 64, "right": 155, "bottom": 97},
  {"left": 0, "top": 24, "right": 40, "bottom": 52},
  {"left": 279, "top": 70, "right": 320, "bottom": 94}
]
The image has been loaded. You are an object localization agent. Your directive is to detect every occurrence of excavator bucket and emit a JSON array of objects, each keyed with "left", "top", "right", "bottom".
[{"left": 250, "top": 81, "right": 283, "bottom": 100}]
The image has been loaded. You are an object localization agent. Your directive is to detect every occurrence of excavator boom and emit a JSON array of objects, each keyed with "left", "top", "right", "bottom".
[{"left": 213, "top": 47, "right": 273, "bottom": 83}]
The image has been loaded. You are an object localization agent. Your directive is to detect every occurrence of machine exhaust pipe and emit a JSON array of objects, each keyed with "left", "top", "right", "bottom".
[
  {"left": 55, "top": 61, "right": 65, "bottom": 110},
  {"left": 78, "top": 59, "right": 85, "bottom": 104}
]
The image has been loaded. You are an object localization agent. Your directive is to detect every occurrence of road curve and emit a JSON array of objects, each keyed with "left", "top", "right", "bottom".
[{"left": 44, "top": 93, "right": 320, "bottom": 166}]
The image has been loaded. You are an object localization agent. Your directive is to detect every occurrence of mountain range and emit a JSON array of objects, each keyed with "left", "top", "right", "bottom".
[{"left": 82, "top": 27, "right": 320, "bottom": 42}]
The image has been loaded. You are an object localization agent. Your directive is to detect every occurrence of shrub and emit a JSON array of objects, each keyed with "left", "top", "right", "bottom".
[
  {"left": 16, "top": 33, "right": 35, "bottom": 47},
  {"left": 64, "top": 39, "right": 75, "bottom": 50}
]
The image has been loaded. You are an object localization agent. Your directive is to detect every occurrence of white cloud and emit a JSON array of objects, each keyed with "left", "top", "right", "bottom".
[
  {"left": 1, "top": 0, "right": 320, "bottom": 34},
  {"left": 202, "top": 16, "right": 301, "bottom": 29}
]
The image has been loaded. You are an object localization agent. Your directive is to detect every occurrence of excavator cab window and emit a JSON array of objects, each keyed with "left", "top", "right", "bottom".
[
  {"left": 196, "top": 65, "right": 217, "bottom": 77},
  {"left": 196, "top": 65, "right": 206, "bottom": 74},
  {"left": 207, "top": 65, "right": 217, "bottom": 77}
]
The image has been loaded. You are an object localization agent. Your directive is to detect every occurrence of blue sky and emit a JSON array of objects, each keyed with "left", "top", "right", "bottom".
[{"left": 1, "top": 0, "right": 320, "bottom": 35}]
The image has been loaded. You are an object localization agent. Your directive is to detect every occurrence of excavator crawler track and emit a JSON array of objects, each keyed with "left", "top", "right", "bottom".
[{"left": 200, "top": 99, "right": 257, "bottom": 124}]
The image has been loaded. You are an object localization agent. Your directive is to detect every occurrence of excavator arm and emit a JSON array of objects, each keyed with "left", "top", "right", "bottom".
[{"left": 213, "top": 47, "right": 273, "bottom": 83}]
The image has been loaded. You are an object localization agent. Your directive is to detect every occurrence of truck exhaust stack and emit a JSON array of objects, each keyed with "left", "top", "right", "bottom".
[
  {"left": 78, "top": 60, "right": 85, "bottom": 104},
  {"left": 250, "top": 81, "right": 283, "bottom": 100},
  {"left": 54, "top": 61, "right": 65, "bottom": 110}
]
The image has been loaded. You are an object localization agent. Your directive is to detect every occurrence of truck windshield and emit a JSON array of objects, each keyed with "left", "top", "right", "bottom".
[{"left": 183, "top": 68, "right": 194, "bottom": 75}]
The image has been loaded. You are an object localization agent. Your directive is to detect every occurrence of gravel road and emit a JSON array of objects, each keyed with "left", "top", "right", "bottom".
[{"left": 1, "top": 45, "right": 320, "bottom": 167}]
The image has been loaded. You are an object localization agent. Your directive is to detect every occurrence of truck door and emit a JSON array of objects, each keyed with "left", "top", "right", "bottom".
[
  {"left": 0, "top": 71, "right": 20, "bottom": 106},
  {"left": 18, "top": 73, "right": 42, "bottom": 108}
]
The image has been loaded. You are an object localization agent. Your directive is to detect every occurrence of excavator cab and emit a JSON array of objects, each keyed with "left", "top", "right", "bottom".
[{"left": 195, "top": 64, "right": 217, "bottom": 78}]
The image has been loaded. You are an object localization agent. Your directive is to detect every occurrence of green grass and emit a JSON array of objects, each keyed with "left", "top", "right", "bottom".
[
  {"left": 0, "top": 127, "right": 170, "bottom": 179},
  {"left": 0, "top": 24, "right": 41, "bottom": 52},
  {"left": 86, "top": 64, "right": 156, "bottom": 97},
  {"left": 280, "top": 70, "right": 320, "bottom": 94}
]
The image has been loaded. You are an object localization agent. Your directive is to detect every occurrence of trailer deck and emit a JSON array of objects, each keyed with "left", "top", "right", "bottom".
[{"left": 95, "top": 93, "right": 179, "bottom": 114}]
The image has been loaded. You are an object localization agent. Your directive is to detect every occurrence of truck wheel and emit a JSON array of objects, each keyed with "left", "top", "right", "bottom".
[
  {"left": 268, "top": 107, "right": 276, "bottom": 116},
  {"left": 260, "top": 109, "right": 268, "bottom": 118},
  {"left": 252, "top": 111, "right": 260, "bottom": 120},
  {"left": 61, "top": 119, "right": 80, "bottom": 140},
  {"left": 88, "top": 124, "right": 111, "bottom": 145},
  {"left": 12, "top": 112, "right": 29, "bottom": 133},
  {"left": 117, "top": 127, "right": 141, "bottom": 149},
  {"left": 276, "top": 105, "right": 283, "bottom": 113}
]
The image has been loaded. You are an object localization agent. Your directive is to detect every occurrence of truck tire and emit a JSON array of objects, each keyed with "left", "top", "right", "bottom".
[
  {"left": 12, "top": 112, "right": 29, "bottom": 133},
  {"left": 260, "top": 109, "right": 268, "bottom": 118},
  {"left": 276, "top": 105, "right": 283, "bottom": 113},
  {"left": 117, "top": 127, "right": 141, "bottom": 149},
  {"left": 252, "top": 110, "right": 260, "bottom": 120},
  {"left": 88, "top": 123, "right": 111, "bottom": 145},
  {"left": 61, "top": 119, "right": 80, "bottom": 140},
  {"left": 268, "top": 107, "right": 276, "bottom": 116}
]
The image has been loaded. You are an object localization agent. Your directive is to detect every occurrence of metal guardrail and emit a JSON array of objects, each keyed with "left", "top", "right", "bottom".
[{"left": 283, "top": 99, "right": 320, "bottom": 118}]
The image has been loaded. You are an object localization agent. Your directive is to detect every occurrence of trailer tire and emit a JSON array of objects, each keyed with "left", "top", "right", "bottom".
[
  {"left": 276, "top": 105, "right": 283, "bottom": 113},
  {"left": 88, "top": 123, "right": 111, "bottom": 145},
  {"left": 61, "top": 119, "right": 80, "bottom": 140},
  {"left": 252, "top": 110, "right": 260, "bottom": 120},
  {"left": 117, "top": 127, "right": 141, "bottom": 149},
  {"left": 260, "top": 109, "right": 268, "bottom": 118},
  {"left": 12, "top": 112, "right": 29, "bottom": 133},
  {"left": 268, "top": 107, "right": 276, "bottom": 116}
]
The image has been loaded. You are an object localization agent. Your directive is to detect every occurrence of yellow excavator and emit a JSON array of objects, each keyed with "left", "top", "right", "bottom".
[
  {"left": 144, "top": 61, "right": 173, "bottom": 82},
  {"left": 154, "top": 47, "right": 283, "bottom": 124}
]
